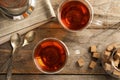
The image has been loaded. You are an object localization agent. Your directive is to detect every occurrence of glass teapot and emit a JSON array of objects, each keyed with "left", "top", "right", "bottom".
[{"left": 0, "top": 0, "right": 36, "bottom": 20}]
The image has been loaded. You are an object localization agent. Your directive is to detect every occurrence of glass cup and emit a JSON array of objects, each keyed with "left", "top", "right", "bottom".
[
  {"left": 102, "top": 43, "right": 120, "bottom": 78},
  {"left": 111, "top": 46, "right": 120, "bottom": 78},
  {"left": 33, "top": 38, "right": 69, "bottom": 74},
  {"left": 57, "top": 0, "right": 102, "bottom": 32},
  {"left": 0, "top": 0, "right": 36, "bottom": 20}
]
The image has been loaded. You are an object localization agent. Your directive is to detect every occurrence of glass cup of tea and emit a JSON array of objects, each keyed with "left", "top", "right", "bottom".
[
  {"left": 33, "top": 38, "right": 69, "bottom": 74},
  {"left": 57, "top": 0, "right": 102, "bottom": 32},
  {"left": 0, "top": 0, "right": 36, "bottom": 20}
]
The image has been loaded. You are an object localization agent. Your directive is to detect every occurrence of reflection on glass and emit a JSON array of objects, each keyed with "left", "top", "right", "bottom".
[{"left": 0, "top": 0, "right": 36, "bottom": 20}]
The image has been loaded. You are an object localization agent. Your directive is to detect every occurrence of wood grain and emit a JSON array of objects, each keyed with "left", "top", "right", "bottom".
[
  {"left": 0, "top": 74, "right": 118, "bottom": 80},
  {"left": 1, "top": 22, "right": 120, "bottom": 75},
  {"left": 0, "top": 0, "right": 120, "bottom": 79},
  {"left": 0, "top": 0, "right": 120, "bottom": 45}
]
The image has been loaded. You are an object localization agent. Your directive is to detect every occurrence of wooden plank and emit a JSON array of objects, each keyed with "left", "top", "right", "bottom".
[
  {"left": 0, "top": 0, "right": 119, "bottom": 80},
  {"left": 1, "top": 26, "right": 120, "bottom": 74},
  {"left": 0, "top": 21, "right": 120, "bottom": 49},
  {"left": 0, "top": 46, "right": 104, "bottom": 74},
  {"left": 0, "top": 0, "right": 120, "bottom": 44},
  {"left": 0, "top": 74, "right": 118, "bottom": 80}
]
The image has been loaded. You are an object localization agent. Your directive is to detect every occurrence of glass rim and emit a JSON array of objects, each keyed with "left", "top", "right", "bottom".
[
  {"left": 101, "top": 43, "right": 120, "bottom": 78},
  {"left": 111, "top": 47, "right": 120, "bottom": 72},
  {"left": 33, "top": 37, "right": 69, "bottom": 74},
  {"left": 0, "top": 0, "right": 36, "bottom": 20},
  {"left": 57, "top": 0, "right": 94, "bottom": 32}
]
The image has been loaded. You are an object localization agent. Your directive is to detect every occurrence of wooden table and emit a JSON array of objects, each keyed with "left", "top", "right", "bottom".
[{"left": 0, "top": 0, "right": 120, "bottom": 80}]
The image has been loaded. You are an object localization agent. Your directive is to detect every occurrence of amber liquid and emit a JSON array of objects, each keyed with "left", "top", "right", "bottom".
[
  {"left": 34, "top": 39, "right": 67, "bottom": 72},
  {"left": 60, "top": 1, "right": 90, "bottom": 30}
]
